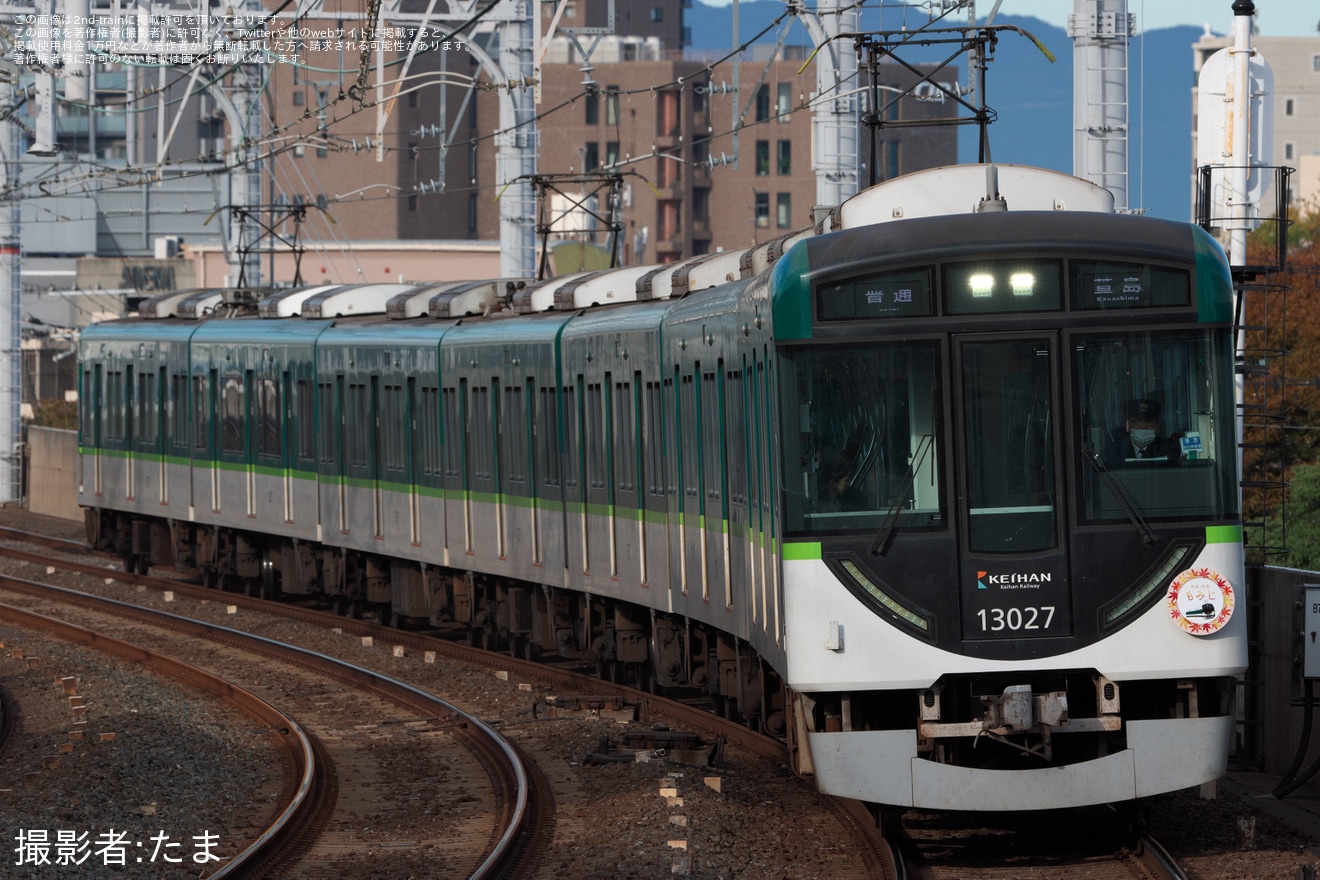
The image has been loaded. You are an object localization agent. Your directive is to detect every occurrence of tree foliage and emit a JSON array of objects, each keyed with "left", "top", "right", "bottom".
[
  {"left": 1243, "top": 204, "right": 1320, "bottom": 560},
  {"left": 27, "top": 400, "right": 77, "bottom": 431},
  {"left": 1265, "top": 462, "right": 1320, "bottom": 571}
]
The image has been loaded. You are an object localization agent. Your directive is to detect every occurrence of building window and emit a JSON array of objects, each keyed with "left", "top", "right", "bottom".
[
  {"left": 650, "top": 6, "right": 663, "bottom": 21},
  {"left": 606, "top": 141, "right": 619, "bottom": 167},
  {"left": 885, "top": 141, "right": 900, "bottom": 180},
  {"left": 1285, "top": 142, "right": 1295, "bottom": 161},
  {"left": 585, "top": 92, "right": 599, "bottom": 125},
  {"left": 883, "top": 85, "right": 900, "bottom": 121},
  {"left": 777, "top": 83, "right": 791, "bottom": 121},
  {"left": 755, "top": 140, "right": 770, "bottom": 176},
  {"left": 408, "top": 195, "right": 418, "bottom": 212},
  {"left": 293, "top": 145, "right": 306, "bottom": 158},
  {"left": 606, "top": 88, "right": 620, "bottom": 126},
  {"left": 755, "top": 192, "right": 769, "bottom": 228},
  {"left": 292, "top": 91, "right": 304, "bottom": 107},
  {"left": 583, "top": 141, "right": 599, "bottom": 170},
  {"left": 776, "top": 193, "right": 791, "bottom": 229},
  {"left": 755, "top": 84, "right": 770, "bottom": 122},
  {"left": 408, "top": 90, "right": 418, "bottom": 109},
  {"left": 1314, "top": 54, "right": 1320, "bottom": 73},
  {"left": 316, "top": 146, "right": 327, "bottom": 158},
  {"left": 777, "top": 140, "right": 791, "bottom": 175},
  {"left": 468, "top": 193, "right": 478, "bottom": 232},
  {"left": 1284, "top": 97, "right": 1295, "bottom": 116}
]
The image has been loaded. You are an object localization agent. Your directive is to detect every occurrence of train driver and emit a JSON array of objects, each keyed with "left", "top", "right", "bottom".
[{"left": 1104, "top": 398, "right": 1181, "bottom": 465}]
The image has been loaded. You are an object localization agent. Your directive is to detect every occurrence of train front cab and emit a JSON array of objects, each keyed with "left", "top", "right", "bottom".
[{"left": 772, "top": 211, "right": 1247, "bottom": 811}]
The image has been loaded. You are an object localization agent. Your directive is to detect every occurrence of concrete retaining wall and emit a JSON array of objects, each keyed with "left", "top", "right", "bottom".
[{"left": 27, "top": 426, "right": 81, "bottom": 522}]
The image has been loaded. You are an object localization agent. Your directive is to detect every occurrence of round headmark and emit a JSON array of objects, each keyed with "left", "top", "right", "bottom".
[{"left": 1167, "top": 568, "right": 1235, "bottom": 635}]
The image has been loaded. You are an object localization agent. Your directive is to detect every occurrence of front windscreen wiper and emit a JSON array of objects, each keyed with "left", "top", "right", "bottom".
[
  {"left": 870, "top": 433, "right": 934, "bottom": 556},
  {"left": 1083, "top": 447, "right": 1161, "bottom": 545}
]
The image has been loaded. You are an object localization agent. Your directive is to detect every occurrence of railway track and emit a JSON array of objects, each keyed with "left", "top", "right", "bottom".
[
  {"left": 897, "top": 805, "right": 1188, "bottom": 880},
  {"left": 0, "top": 522, "right": 897, "bottom": 877},
  {"left": 0, "top": 568, "right": 540, "bottom": 878}
]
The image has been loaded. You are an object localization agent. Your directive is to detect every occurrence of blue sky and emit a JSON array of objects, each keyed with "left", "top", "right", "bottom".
[
  {"left": 696, "top": 1, "right": 1319, "bottom": 37},
  {"left": 1005, "top": 0, "right": 1316, "bottom": 35}
]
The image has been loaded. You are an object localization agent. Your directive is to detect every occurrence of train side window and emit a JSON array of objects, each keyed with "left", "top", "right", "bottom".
[
  {"left": 258, "top": 376, "right": 280, "bottom": 458},
  {"left": 347, "top": 383, "right": 368, "bottom": 468},
  {"left": 317, "top": 381, "right": 336, "bottom": 465},
  {"left": 680, "top": 372, "right": 699, "bottom": 508},
  {"left": 441, "top": 387, "right": 461, "bottom": 480},
  {"left": 79, "top": 368, "right": 92, "bottom": 445},
  {"left": 586, "top": 382, "right": 605, "bottom": 492},
  {"left": 419, "top": 386, "right": 440, "bottom": 477},
  {"left": 106, "top": 369, "right": 123, "bottom": 442},
  {"left": 470, "top": 385, "right": 490, "bottom": 482},
  {"left": 170, "top": 373, "right": 187, "bottom": 449},
  {"left": 562, "top": 383, "right": 579, "bottom": 491},
  {"left": 644, "top": 380, "right": 664, "bottom": 499},
  {"left": 297, "top": 379, "right": 315, "bottom": 462},
  {"left": 537, "top": 386, "right": 560, "bottom": 488},
  {"left": 137, "top": 371, "right": 156, "bottom": 446},
  {"left": 702, "top": 368, "right": 722, "bottom": 503},
  {"left": 193, "top": 375, "right": 207, "bottom": 450},
  {"left": 613, "top": 379, "right": 635, "bottom": 494},
  {"left": 221, "top": 372, "right": 243, "bottom": 454},
  {"left": 726, "top": 368, "right": 746, "bottom": 507},
  {"left": 383, "top": 384, "right": 404, "bottom": 472},
  {"left": 503, "top": 383, "right": 524, "bottom": 487}
]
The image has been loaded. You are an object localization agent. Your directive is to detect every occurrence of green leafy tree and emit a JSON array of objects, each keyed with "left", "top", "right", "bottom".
[{"left": 1265, "top": 462, "right": 1320, "bottom": 571}]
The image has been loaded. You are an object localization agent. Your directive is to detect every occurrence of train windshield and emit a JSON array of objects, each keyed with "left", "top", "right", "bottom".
[
  {"left": 778, "top": 343, "right": 943, "bottom": 535},
  {"left": 961, "top": 339, "right": 1057, "bottom": 552},
  {"left": 1074, "top": 329, "right": 1239, "bottom": 523}
]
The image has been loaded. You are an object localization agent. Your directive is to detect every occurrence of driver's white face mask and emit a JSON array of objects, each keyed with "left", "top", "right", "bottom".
[{"left": 1130, "top": 428, "right": 1156, "bottom": 449}]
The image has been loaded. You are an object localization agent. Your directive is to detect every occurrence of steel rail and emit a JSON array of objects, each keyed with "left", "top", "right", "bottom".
[
  {"left": 0, "top": 599, "right": 316, "bottom": 879},
  {"left": 0, "top": 573, "right": 533, "bottom": 879}
]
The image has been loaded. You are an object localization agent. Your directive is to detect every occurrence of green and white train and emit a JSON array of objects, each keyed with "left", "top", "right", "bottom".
[{"left": 79, "top": 164, "right": 1247, "bottom": 812}]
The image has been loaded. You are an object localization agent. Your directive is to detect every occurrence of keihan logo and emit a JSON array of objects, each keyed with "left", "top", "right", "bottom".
[{"left": 977, "top": 571, "right": 988, "bottom": 590}]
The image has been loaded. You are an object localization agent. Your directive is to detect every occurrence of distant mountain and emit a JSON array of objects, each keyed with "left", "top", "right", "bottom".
[{"left": 686, "top": 1, "right": 1202, "bottom": 221}]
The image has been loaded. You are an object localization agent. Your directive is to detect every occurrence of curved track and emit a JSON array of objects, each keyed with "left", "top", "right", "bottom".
[
  {"left": 0, "top": 599, "right": 317, "bottom": 878},
  {"left": 0, "top": 567, "right": 539, "bottom": 879},
  {"left": 0, "top": 524, "right": 893, "bottom": 877}
]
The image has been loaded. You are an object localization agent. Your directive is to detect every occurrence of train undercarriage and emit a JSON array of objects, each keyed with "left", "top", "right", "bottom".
[{"left": 85, "top": 509, "right": 790, "bottom": 740}]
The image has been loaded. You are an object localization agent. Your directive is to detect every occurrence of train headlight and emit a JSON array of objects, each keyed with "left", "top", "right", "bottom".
[
  {"left": 841, "top": 560, "right": 930, "bottom": 632},
  {"left": 968, "top": 273, "right": 994, "bottom": 297},
  {"left": 1010, "top": 272, "right": 1035, "bottom": 296}
]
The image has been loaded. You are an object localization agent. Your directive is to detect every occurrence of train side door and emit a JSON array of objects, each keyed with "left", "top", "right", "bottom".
[
  {"left": 124, "top": 364, "right": 135, "bottom": 499},
  {"left": 952, "top": 333, "right": 1072, "bottom": 642},
  {"left": 91, "top": 364, "right": 103, "bottom": 495}
]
